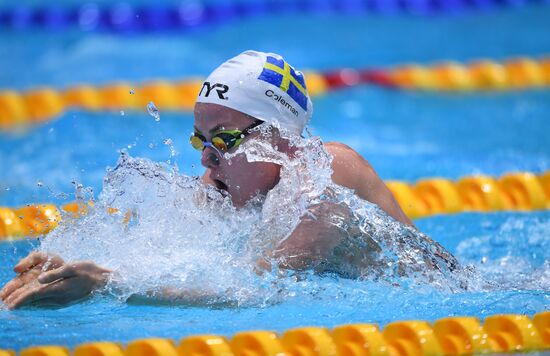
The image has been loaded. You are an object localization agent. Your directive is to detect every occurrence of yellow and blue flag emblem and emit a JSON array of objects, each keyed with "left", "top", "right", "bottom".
[{"left": 258, "top": 56, "right": 308, "bottom": 111}]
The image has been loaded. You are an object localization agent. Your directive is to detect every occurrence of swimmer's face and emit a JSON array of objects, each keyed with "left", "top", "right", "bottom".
[{"left": 194, "top": 103, "right": 281, "bottom": 207}]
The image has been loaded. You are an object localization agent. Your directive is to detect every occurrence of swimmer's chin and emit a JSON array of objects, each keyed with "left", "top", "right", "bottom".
[
  {"left": 208, "top": 178, "right": 233, "bottom": 200},
  {"left": 198, "top": 180, "right": 264, "bottom": 209}
]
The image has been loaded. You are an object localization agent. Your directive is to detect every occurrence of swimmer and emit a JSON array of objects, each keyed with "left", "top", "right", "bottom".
[{"left": 1, "top": 51, "right": 456, "bottom": 309}]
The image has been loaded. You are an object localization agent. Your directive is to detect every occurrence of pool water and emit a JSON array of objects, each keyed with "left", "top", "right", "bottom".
[{"left": 1, "top": 3, "right": 550, "bottom": 351}]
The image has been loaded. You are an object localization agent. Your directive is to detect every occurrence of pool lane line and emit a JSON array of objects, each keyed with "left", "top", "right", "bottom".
[
  {"left": 1, "top": 170, "right": 549, "bottom": 240},
  {"left": 1, "top": 0, "right": 549, "bottom": 33},
  {"left": 3, "top": 311, "right": 550, "bottom": 355},
  {"left": 1, "top": 56, "right": 549, "bottom": 132}
]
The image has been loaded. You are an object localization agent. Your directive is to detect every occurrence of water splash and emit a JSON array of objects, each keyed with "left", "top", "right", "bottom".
[
  {"left": 147, "top": 102, "right": 160, "bottom": 122},
  {"left": 228, "top": 127, "right": 476, "bottom": 291},
  {"left": 163, "top": 138, "right": 177, "bottom": 158},
  {"left": 456, "top": 216, "right": 550, "bottom": 291},
  {"left": 41, "top": 153, "right": 269, "bottom": 305},
  {"left": 39, "top": 129, "right": 481, "bottom": 306}
]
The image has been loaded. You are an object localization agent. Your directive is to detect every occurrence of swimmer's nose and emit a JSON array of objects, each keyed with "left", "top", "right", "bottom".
[{"left": 201, "top": 148, "right": 220, "bottom": 168}]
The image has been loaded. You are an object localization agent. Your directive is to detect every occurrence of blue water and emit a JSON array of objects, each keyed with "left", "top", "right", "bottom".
[
  {"left": 1, "top": 212, "right": 549, "bottom": 349},
  {"left": 1, "top": 3, "right": 550, "bottom": 351}
]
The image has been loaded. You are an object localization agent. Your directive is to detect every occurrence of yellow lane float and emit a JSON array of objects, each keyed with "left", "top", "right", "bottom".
[
  {"left": 1, "top": 170, "right": 549, "bottom": 241},
  {"left": 4, "top": 311, "right": 549, "bottom": 356},
  {"left": 1, "top": 56, "right": 549, "bottom": 131}
]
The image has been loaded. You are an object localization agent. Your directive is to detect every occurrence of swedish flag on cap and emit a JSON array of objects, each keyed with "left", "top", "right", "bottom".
[
  {"left": 196, "top": 50, "right": 312, "bottom": 135},
  {"left": 258, "top": 56, "right": 309, "bottom": 111}
]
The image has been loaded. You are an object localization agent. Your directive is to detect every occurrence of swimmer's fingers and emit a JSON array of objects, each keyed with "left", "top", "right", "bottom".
[
  {"left": 2, "top": 278, "right": 44, "bottom": 309},
  {"left": 0, "top": 276, "right": 25, "bottom": 301},
  {"left": 13, "top": 252, "right": 64, "bottom": 273},
  {"left": 37, "top": 264, "right": 79, "bottom": 284},
  {"left": 0, "top": 268, "right": 42, "bottom": 301},
  {"left": 4, "top": 262, "right": 111, "bottom": 309},
  {"left": 8, "top": 279, "right": 82, "bottom": 309},
  {"left": 2, "top": 253, "right": 65, "bottom": 301},
  {"left": 38, "top": 262, "right": 111, "bottom": 285},
  {"left": 6, "top": 274, "right": 99, "bottom": 309},
  {"left": 3, "top": 282, "right": 65, "bottom": 309},
  {"left": 13, "top": 252, "right": 47, "bottom": 273}
]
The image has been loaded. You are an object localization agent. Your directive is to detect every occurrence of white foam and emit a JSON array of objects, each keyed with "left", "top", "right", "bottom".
[
  {"left": 40, "top": 131, "right": 476, "bottom": 305},
  {"left": 456, "top": 216, "right": 550, "bottom": 291}
]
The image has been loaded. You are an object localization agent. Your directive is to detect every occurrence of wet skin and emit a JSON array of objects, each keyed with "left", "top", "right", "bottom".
[
  {"left": 194, "top": 102, "right": 282, "bottom": 208},
  {"left": 1, "top": 103, "right": 414, "bottom": 308}
]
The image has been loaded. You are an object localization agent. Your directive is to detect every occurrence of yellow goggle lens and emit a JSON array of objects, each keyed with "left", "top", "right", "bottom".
[
  {"left": 211, "top": 137, "right": 228, "bottom": 152},
  {"left": 190, "top": 135, "right": 204, "bottom": 151}
]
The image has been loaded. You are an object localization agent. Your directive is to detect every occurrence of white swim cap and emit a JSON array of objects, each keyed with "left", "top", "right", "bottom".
[{"left": 196, "top": 50, "right": 313, "bottom": 135}]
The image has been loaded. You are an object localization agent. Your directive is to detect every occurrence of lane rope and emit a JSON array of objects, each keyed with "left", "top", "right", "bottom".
[
  {"left": 4, "top": 311, "right": 550, "bottom": 356},
  {"left": 1, "top": 56, "right": 549, "bottom": 131},
  {"left": 1, "top": 0, "right": 547, "bottom": 32},
  {"left": 1, "top": 170, "right": 548, "bottom": 240}
]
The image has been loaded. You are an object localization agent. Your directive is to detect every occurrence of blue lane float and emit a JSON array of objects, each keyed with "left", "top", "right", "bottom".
[{"left": 0, "top": 0, "right": 548, "bottom": 32}]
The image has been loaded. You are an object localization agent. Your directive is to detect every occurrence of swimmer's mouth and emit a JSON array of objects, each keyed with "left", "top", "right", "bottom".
[{"left": 213, "top": 179, "right": 228, "bottom": 192}]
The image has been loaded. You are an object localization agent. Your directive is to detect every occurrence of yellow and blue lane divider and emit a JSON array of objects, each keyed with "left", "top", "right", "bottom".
[
  {"left": 1, "top": 56, "right": 549, "bottom": 131},
  {"left": 1, "top": 170, "right": 549, "bottom": 240},
  {"left": 1, "top": 0, "right": 548, "bottom": 33},
  {"left": 1, "top": 311, "right": 549, "bottom": 356}
]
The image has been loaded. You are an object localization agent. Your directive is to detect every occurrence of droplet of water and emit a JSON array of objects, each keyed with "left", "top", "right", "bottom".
[
  {"left": 129, "top": 89, "right": 135, "bottom": 95},
  {"left": 37, "top": 181, "right": 43, "bottom": 188},
  {"left": 148, "top": 143, "right": 154, "bottom": 149},
  {"left": 163, "top": 138, "right": 177, "bottom": 157},
  {"left": 120, "top": 110, "right": 125, "bottom": 116},
  {"left": 147, "top": 102, "right": 160, "bottom": 121}
]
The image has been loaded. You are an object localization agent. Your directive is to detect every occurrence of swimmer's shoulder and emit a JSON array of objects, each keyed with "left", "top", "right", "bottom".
[
  {"left": 325, "top": 141, "right": 367, "bottom": 160},
  {"left": 324, "top": 142, "right": 415, "bottom": 227},
  {"left": 324, "top": 142, "right": 376, "bottom": 189}
]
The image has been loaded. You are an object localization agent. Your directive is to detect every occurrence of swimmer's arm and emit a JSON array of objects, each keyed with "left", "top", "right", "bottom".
[
  {"left": 325, "top": 142, "right": 415, "bottom": 227},
  {"left": 270, "top": 202, "right": 350, "bottom": 271},
  {"left": 130, "top": 287, "right": 216, "bottom": 305}
]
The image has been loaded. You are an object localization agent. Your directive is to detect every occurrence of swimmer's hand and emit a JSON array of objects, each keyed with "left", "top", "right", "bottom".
[{"left": 0, "top": 252, "right": 111, "bottom": 309}]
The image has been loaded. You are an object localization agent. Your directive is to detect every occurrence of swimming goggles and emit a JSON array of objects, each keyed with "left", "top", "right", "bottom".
[{"left": 190, "top": 121, "right": 263, "bottom": 152}]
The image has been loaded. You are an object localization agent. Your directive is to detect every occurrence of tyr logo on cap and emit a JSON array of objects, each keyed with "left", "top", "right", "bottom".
[{"left": 199, "top": 82, "right": 229, "bottom": 100}]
